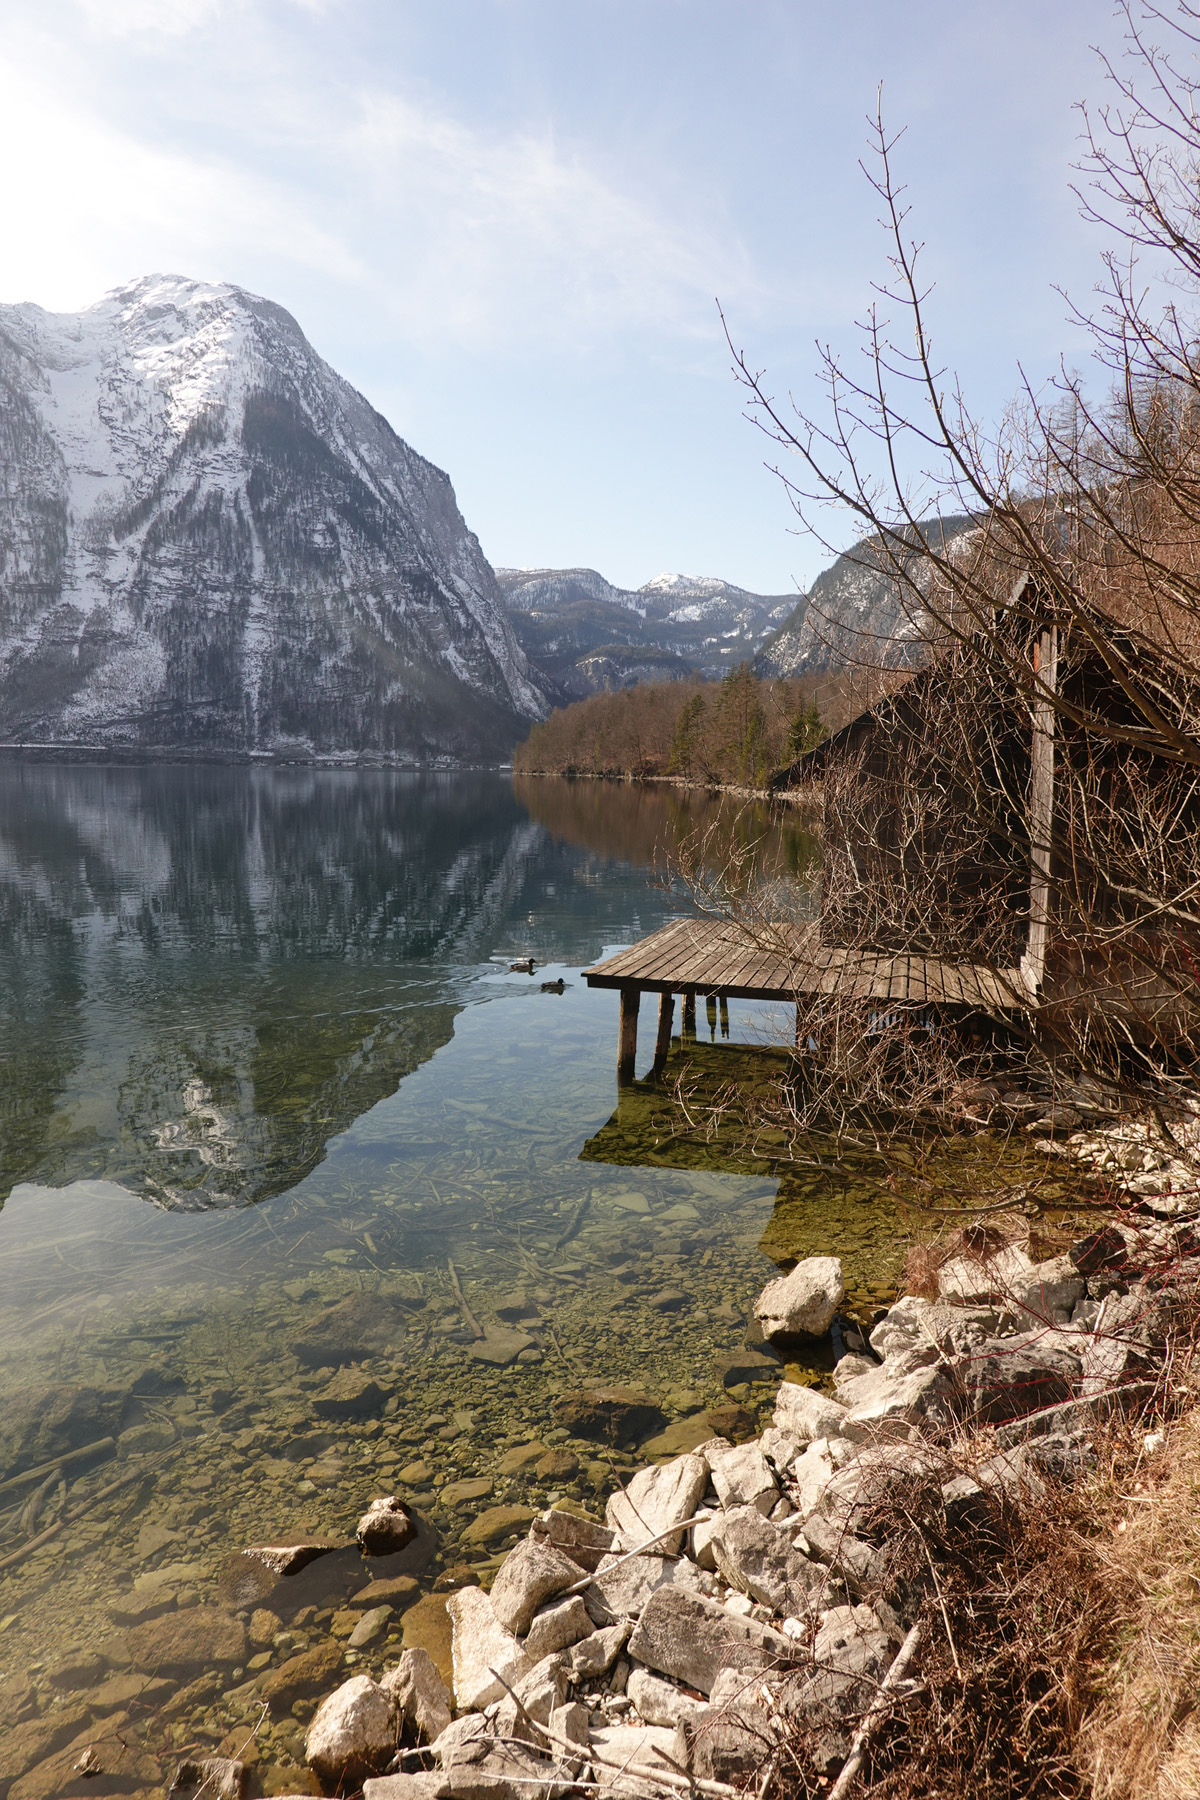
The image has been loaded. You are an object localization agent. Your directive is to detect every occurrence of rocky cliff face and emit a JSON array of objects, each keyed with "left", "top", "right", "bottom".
[
  {"left": 497, "top": 566, "right": 796, "bottom": 696},
  {"left": 0, "top": 276, "right": 547, "bottom": 760},
  {"left": 755, "top": 519, "right": 975, "bottom": 677}
]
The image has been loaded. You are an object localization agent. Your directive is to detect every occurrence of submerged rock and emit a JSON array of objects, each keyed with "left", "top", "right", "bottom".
[
  {"left": 291, "top": 1292, "right": 400, "bottom": 1368},
  {"left": 555, "top": 1387, "right": 665, "bottom": 1446},
  {"left": 126, "top": 1607, "right": 246, "bottom": 1677},
  {"left": 217, "top": 1540, "right": 341, "bottom": 1610}
]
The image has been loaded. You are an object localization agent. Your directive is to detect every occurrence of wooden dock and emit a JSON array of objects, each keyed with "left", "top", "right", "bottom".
[{"left": 582, "top": 917, "right": 1028, "bottom": 1083}]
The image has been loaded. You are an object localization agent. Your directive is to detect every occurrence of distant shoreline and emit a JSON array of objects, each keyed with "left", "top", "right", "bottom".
[{"left": 0, "top": 744, "right": 516, "bottom": 772}]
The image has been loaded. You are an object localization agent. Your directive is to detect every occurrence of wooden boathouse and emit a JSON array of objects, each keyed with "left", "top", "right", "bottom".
[{"left": 584, "top": 575, "right": 1200, "bottom": 1081}]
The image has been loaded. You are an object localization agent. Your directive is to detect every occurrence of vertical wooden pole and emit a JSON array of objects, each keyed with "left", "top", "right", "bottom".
[
  {"left": 682, "top": 991, "right": 696, "bottom": 1038},
  {"left": 652, "top": 991, "right": 674, "bottom": 1076},
  {"left": 618, "top": 985, "right": 641, "bottom": 1085},
  {"left": 1022, "top": 621, "right": 1058, "bottom": 997},
  {"left": 719, "top": 996, "right": 730, "bottom": 1039},
  {"left": 705, "top": 994, "right": 718, "bottom": 1040}
]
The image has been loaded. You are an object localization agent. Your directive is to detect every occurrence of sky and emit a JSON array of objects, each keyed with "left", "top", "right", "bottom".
[{"left": 0, "top": 0, "right": 1130, "bottom": 593}]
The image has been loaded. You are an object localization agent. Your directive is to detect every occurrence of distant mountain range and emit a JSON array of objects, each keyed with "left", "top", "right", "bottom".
[
  {"left": 0, "top": 276, "right": 547, "bottom": 761},
  {"left": 496, "top": 566, "right": 798, "bottom": 698}
]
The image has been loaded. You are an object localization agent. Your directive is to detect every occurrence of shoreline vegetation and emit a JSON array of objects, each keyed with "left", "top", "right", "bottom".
[{"left": 513, "top": 666, "right": 883, "bottom": 790}]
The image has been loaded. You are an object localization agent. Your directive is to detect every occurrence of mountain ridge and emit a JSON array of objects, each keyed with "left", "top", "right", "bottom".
[{"left": 0, "top": 274, "right": 547, "bottom": 761}]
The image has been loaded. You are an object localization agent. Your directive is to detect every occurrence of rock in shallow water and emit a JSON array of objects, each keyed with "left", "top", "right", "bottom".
[
  {"left": 291, "top": 1291, "right": 400, "bottom": 1367},
  {"left": 126, "top": 1606, "right": 246, "bottom": 1677},
  {"left": 306, "top": 1673, "right": 399, "bottom": 1786},
  {"left": 357, "top": 1497, "right": 417, "bottom": 1557},
  {"left": 753, "top": 1256, "right": 844, "bottom": 1341},
  {"left": 380, "top": 1647, "right": 453, "bottom": 1743},
  {"left": 555, "top": 1387, "right": 665, "bottom": 1446}
]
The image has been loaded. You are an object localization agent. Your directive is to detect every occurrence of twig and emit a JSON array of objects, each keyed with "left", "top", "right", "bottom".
[
  {"left": 920, "top": 1537, "right": 962, "bottom": 1676},
  {"left": 559, "top": 1510, "right": 722, "bottom": 1597},
  {"left": 827, "top": 1620, "right": 924, "bottom": 1800},
  {"left": 447, "top": 1258, "right": 484, "bottom": 1341}
]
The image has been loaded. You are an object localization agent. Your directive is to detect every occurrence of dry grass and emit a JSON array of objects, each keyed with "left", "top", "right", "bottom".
[{"left": 1078, "top": 1400, "right": 1200, "bottom": 1799}]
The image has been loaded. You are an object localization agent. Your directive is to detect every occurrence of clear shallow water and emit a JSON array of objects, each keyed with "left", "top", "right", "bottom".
[{"left": 0, "top": 766, "right": 917, "bottom": 1785}]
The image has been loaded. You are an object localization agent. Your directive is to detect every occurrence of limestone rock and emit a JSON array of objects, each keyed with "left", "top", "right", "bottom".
[
  {"left": 705, "top": 1441, "right": 777, "bottom": 1515},
  {"left": 812, "top": 1604, "right": 891, "bottom": 1677},
  {"left": 772, "top": 1383, "right": 857, "bottom": 1446},
  {"left": 567, "top": 1621, "right": 630, "bottom": 1679},
  {"left": 605, "top": 1453, "right": 708, "bottom": 1553},
  {"left": 868, "top": 1296, "right": 999, "bottom": 1361},
  {"left": 589, "top": 1723, "right": 679, "bottom": 1783},
  {"left": 523, "top": 1595, "right": 591, "bottom": 1660},
  {"left": 548, "top": 1699, "right": 590, "bottom": 1750},
  {"left": 938, "top": 1244, "right": 1035, "bottom": 1308},
  {"left": 1016, "top": 1256, "right": 1086, "bottom": 1326},
  {"left": 959, "top": 1333, "right": 1082, "bottom": 1424},
  {"left": 627, "top": 1587, "right": 795, "bottom": 1695},
  {"left": 832, "top": 1353, "right": 878, "bottom": 1395},
  {"left": 446, "top": 1586, "right": 532, "bottom": 1711},
  {"left": 753, "top": 1257, "right": 843, "bottom": 1341},
  {"left": 126, "top": 1606, "right": 246, "bottom": 1677},
  {"left": 536, "top": 1508, "right": 614, "bottom": 1573},
  {"left": 169, "top": 1757, "right": 246, "bottom": 1800},
  {"left": 627, "top": 1668, "right": 706, "bottom": 1728},
  {"left": 306, "top": 1675, "right": 399, "bottom": 1787},
  {"left": 489, "top": 1536, "right": 583, "bottom": 1635},
  {"left": 381, "top": 1647, "right": 453, "bottom": 1743},
  {"left": 350, "top": 1575, "right": 420, "bottom": 1610},
  {"left": 358, "top": 1497, "right": 418, "bottom": 1557},
  {"left": 705, "top": 1505, "right": 827, "bottom": 1615},
  {"left": 585, "top": 1552, "right": 678, "bottom": 1624},
  {"left": 839, "top": 1356, "right": 959, "bottom": 1434},
  {"left": 672, "top": 1694, "right": 773, "bottom": 1782}
]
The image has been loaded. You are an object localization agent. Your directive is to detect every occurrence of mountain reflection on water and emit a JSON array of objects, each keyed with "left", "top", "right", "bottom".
[{"left": 0, "top": 764, "right": 817, "bottom": 1209}]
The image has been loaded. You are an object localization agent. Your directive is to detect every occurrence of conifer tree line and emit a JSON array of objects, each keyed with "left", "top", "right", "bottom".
[{"left": 513, "top": 664, "right": 844, "bottom": 786}]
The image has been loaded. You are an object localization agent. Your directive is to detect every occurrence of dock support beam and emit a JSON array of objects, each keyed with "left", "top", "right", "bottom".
[
  {"left": 682, "top": 991, "right": 696, "bottom": 1039},
  {"left": 652, "top": 992, "right": 674, "bottom": 1077},
  {"left": 618, "top": 984, "right": 641, "bottom": 1085}
]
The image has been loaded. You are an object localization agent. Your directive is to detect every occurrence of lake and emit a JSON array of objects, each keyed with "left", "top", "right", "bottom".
[{"left": 0, "top": 765, "right": 918, "bottom": 1782}]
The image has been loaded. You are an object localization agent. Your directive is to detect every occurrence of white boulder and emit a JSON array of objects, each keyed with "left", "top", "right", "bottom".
[{"left": 754, "top": 1256, "right": 843, "bottom": 1340}]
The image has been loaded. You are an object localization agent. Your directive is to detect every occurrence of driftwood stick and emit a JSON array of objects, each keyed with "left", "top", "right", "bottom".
[
  {"left": 0, "top": 1437, "right": 116, "bottom": 1499},
  {"left": 827, "top": 1620, "right": 924, "bottom": 1800},
  {"left": 447, "top": 1258, "right": 484, "bottom": 1340},
  {"left": 0, "top": 1464, "right": 151, "bottom": 1575}
]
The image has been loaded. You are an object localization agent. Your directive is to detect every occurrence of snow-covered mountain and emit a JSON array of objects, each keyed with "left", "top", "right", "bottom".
[
  {"left": 496, "top": 565, "right": 796, "bottom": 696},
  {"left": 0, "top": 275, "right": 547, "bottom": 760}
]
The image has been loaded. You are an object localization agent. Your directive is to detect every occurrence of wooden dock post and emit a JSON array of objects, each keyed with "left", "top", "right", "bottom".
[
  {"left": 652, "top": 991, "right": 674, "bottom": 1077},
  {"left": 618, "top": 984, "right": 641, "bottom": 1085},
  {"left": 682, "top": 991, "right": 696, "bottom": 1038}
]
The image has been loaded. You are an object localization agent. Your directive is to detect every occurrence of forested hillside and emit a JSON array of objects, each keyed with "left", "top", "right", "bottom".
[{"left": 513, "top": 662, "right": 875, "bottom": 786}]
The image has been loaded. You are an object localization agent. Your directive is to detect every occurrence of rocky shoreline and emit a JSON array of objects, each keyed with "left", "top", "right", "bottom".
[{"left": 59, "top": 1204, "right": 1193, "bottom": 1800}]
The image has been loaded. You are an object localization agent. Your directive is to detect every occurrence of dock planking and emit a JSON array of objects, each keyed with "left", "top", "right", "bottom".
[{"left": 582, "top": 917, "right": 1028, "bottom": 1082}]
